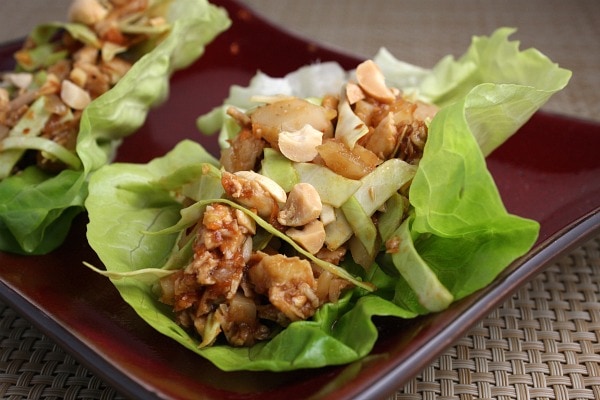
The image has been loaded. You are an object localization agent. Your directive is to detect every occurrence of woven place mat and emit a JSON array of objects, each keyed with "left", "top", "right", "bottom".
[
  {"left": 394, "top": 236, "right": 600, "bottom": 400},
  {"left": 0, "top": 306, "right": 123, "bottom": 400},
  {"left": 0, "top": 2, "right": 598, "bottom": 399},
  {"left": 0, "top": 236, "right": 596, "bottom": 399}
]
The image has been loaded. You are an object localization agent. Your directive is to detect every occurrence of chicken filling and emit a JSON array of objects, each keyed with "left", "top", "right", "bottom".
[
  {"left": 159, "top": 59, "right": 437, "bottom": 347},
  {"left": 0, "top": 0, "right": 168, "bottom": 177},
  {"left": 159, "top": 202, "right": 351, "bottom": 347}
]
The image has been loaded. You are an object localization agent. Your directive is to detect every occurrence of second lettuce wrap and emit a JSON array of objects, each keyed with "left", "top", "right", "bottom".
[{"left": 0, "top": 0, "right": 230, "bottom": 255}]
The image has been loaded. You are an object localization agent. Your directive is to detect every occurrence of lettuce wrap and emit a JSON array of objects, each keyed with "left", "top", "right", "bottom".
[
  {"left": 0, "top": 0, "right": 230, "bottom": 255},
  {"left": 85, "top": 28, "right": 571, "bottom": 371}
]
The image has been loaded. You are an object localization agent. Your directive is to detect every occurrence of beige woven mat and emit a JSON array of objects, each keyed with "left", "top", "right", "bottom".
[
  {"left": 0, "top": 304, "right": 123, "bottom": 399},
  {"left": 393, "top": 236, "right": 600, "bottom": 400}
]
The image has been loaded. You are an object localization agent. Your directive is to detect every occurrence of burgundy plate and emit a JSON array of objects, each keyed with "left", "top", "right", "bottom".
[{"left": 1, "top": 1, "right": 599, "bottom": 399}]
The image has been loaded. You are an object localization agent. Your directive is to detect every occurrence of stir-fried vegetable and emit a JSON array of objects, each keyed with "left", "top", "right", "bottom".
[
  {"left": 85, "top": 28, "right": 571, "bottom": 371},
  {"left": 0, "top": 0, "right": 230, "bottom": 254}
]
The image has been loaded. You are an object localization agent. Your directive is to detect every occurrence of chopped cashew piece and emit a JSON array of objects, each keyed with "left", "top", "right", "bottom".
[
  {"left": 222, "top": 171, "right": 280, "bottom": 219},
  {"left": 3, "top": 73, "right": 32, "bottom": 89},
  {"left": 69, "top": 67, "right": 87, "bottom": 88},
  {"left": 234, "top": 209, "right": 256, "bottom": 235},
  {"left": 60, "top": 79, "right": 91, "bottom": 110},
  {"left": 248, "top": 253, "right": 318, "bottom": 321},
  {"left": 278, "top": 183, "right": 322, "bottom": 227},
  {"left": 345, "top": 82, "right": 365, "bottom": 104},
  {"left": 286, "top": 220, "right": 326, "bottom": 255},
  {"left": 278, "top": 124, "right": 323, "bottom": 162},
  {"left": 68, "top": 0, "right": 109, "bottom": 25},
  {"left": 234, "top": 170, "right": 287, "bottom": 204},
  {"left": 356, "top": 60, "right": 396, "bottom": 103}
]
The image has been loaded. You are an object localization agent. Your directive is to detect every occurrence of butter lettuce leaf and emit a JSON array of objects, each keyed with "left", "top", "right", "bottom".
[
  {"left": 386, "top": 99, "right": 540, "bottom": 313},
  {"left": 85, "top": 140, "right": 415, "bottom": 371},
  {"left": 0, "top": 0, "right": 230, "bottom": 255},
  {"left": 85, "top": 28, "right": 568, "bottom": 371},
  {"left": 375, "top": 27, "right": 571, "bottom": 156}
]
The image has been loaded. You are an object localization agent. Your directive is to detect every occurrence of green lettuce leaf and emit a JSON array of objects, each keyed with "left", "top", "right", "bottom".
[
  {"left": 85, "top": 140, "right": 415, "bottom": 371},
  {"left": 85, "top": 28, "right": 569, "bottom": 371},
  {"left": 384, "top": 99, "right": 541, "bottom": 313},
  {"left": 0, "top": 0, "right": 230, "bottom": 255},
  {"left": 375, "top": 27, "right": 571, "bottom": 156}
]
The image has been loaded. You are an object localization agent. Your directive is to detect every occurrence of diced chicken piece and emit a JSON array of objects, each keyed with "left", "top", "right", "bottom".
[
  {"left": 101, "top": 57, "right": 132, "bottom": 84},
  {"left": 73, "top": 62, "right": 111, "bottom": 99},
  {"left": 316, "top": 138, "right": 379, "bottom": 180},
  {"left": 73, "top": 46, "right": 99, "bottom": 65},
  {"left": 361, "top": 96, "right": 433, "bottom": 163},
  {"left": 220, "top": 129, "right": 266, "bottom": 172},
  {"left": 221, "top": 171, "right": 280, "bottom": 221},
  {"left": 250, "top": 97, "right": 335, "bottom": 149},
  {"left": 193, "top": 204, "right": 251, "bottom": 302},
  {"left": 315, "top": 270, "right": 352, "bottom": 303},
  {"left": 248, "top": 253, "right": 319, "bottom": 321},
  {"left": 315, "top": 246, "right": 347, "bottom": 266},
  {"left": 353, "top": 99, "right": 376, "bottom": 127},
  {"left": 159, "top": 203, "right": 273, "bottom": 347},
  {"left": 234, "top": 170, "right": 287, "bottom": 204},
  {"left": 160, "top": 203, "right": 253, "bottom": 311},
  {"left": 214, "top": 294, "right": 270, "bottom": 347},
  {"left": 414, "top": 100, "right": 439, "bottom": 122}
]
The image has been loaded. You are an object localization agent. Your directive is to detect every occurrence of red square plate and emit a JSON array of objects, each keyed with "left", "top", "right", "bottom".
[{"left": 1, "top": 1, "right": 598, "bottom": 398}]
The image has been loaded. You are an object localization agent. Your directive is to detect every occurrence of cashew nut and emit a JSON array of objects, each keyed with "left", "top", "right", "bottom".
[
  {"left": 278, "top": 124, "right": 323, "bottom": 162},
  {"left": 60, "top": 79, "right": 91, "bottom": 110},
  {"left": 286, "top": 220, "right": 326, "bottom": 254},
  {"left": 345, "top": 82, "right": 365, "bottom": 105},
  {"left": 68, "top": 0, "right": 109, "bottom": 25},
  {"left": 355, "top": 60, "right": 395, "bottom": 103},
  {"left": 277, "top": 183, "right": 322, "bottom": 227}
]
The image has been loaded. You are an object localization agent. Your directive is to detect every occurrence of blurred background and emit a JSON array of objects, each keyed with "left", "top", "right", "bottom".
[{"left": 1, "top": 0, "right": 599, "bottom": 121}]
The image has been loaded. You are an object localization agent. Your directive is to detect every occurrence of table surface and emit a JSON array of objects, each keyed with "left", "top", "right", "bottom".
[{"left": 1, "top": 1, "right": 599, "bottom": 399}]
